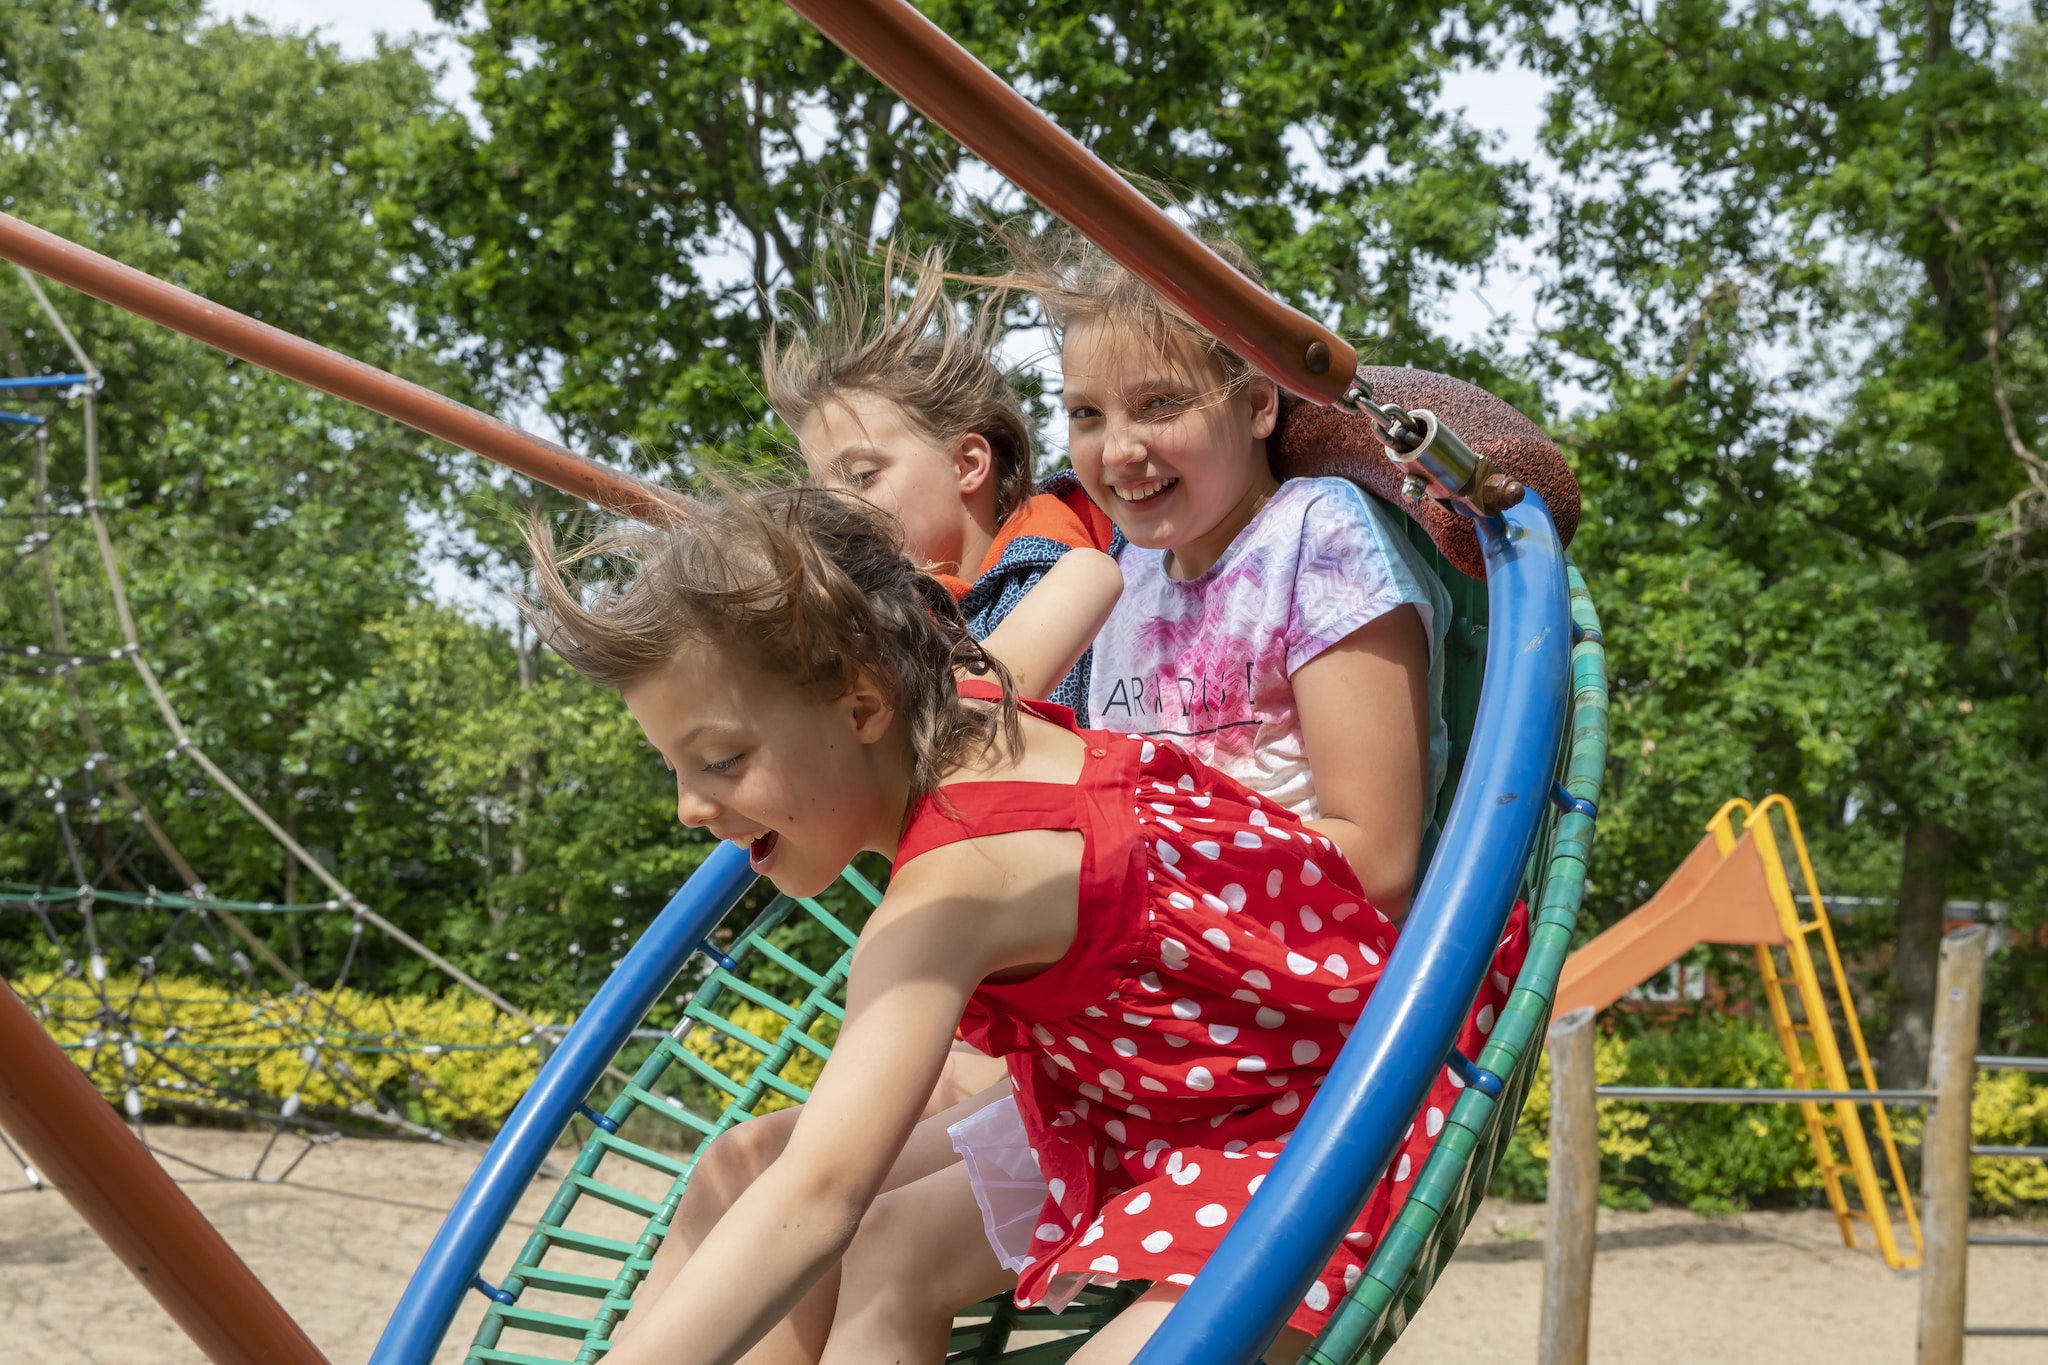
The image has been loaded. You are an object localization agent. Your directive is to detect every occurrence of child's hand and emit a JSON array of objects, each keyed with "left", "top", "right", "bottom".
[{"left": 977, "top": 548, "right": 1123, "bottom": 700}]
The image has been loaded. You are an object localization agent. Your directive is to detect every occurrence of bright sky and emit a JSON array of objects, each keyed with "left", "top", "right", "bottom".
[{"left": 213, "top": 0, "right": 475, "bottom": 104}]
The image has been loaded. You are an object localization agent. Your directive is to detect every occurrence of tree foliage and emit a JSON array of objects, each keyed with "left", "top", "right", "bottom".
[
  {"left": 0, "top": 7, "right": 700, "bottom": 1012},
  {"left": 1510, "top": 0, "right": 2048, "bottom": 1067},
  {"left": 378, "top": 0, "right": 1535, "bottom": 482},
  {"left": 2, "top": 0, "right": 2040, "bottom": 1073}
]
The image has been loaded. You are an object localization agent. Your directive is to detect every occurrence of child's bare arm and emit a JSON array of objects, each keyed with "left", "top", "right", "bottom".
[
  {"left": 605, "top": 839, "right": 1068, "bottom": 1365},
  {"left": 977, "top": 548, "right": 1122, "bottom": 700},
  {"left": 1292, "top": 604, "right": 1431, "bottom": 916}
]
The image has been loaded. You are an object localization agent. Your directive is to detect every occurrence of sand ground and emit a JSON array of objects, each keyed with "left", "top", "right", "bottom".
[{"left": 1, "top": 1127, "right": 2042, "bottom": 1364}]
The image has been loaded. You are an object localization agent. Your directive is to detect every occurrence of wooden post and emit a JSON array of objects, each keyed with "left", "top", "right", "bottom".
[
  {"left": 1916, "top": 926, "right": 1987, "bottom": 1365},
  {"left": 1540, "top": 1006, "right": 1600, "bottom": 1365}
]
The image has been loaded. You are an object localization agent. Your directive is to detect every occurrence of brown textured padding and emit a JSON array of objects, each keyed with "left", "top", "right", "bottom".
[{"left": 1271, "top": 367, "right": 1580, "bottom": 580}]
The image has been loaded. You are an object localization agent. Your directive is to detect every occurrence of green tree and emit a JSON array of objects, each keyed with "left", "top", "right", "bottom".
[
  {"left": 377, "top": 0, "right": 1538, "bottom": 479},
  {"left": 1509, "top": 0, "right": 2048, "bottom": 1070},
  {"left": 0, "top": 6, "right": 679, "bottom": 1005}
]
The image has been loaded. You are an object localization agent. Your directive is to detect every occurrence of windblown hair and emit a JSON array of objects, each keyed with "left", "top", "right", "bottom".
[
  {"left": 764, "top": 248, "right": 1034, "bottom": 523},
  {"left": 521, "top": 486, "right": 1020, "bottom": 804},
  {"left": 1007, "top": 226, "right": 1267, "bottom": 402}
]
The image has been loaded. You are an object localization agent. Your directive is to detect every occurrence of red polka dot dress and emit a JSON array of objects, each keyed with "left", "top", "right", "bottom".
[{"left": 900, "top": 685, "right": 1528, "bottom": 1335}]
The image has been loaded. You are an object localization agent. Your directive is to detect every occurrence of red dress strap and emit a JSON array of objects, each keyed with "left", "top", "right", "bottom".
[
  {"left": 895, "top": 678, "right": 1085, "bottom": 863},
  {"left": 955, "top": 676, "right": 1080, "bottom": 732}
]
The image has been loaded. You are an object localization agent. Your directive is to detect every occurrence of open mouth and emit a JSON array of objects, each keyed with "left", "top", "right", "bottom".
[
  {"left": 748, "top": 830, "right": 779, "bottom": 873},
  {"left": 1112, "top": 476, "right": 1179, "bottom": 504}
]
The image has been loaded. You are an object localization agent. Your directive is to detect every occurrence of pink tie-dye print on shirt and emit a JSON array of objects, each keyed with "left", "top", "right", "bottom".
[{"left": 1089, "top": 477, "right": 1449, "bottom": 818}]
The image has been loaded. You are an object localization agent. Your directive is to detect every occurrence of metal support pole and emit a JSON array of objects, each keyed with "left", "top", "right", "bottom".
[
  {"left": 0, "top": 981, "right": 328, "bottom": 1365},
  {"left": 1540, "top": 1006, "right": 1599, "bottom": 1365},
  {"left": 1916, "top": 926, "right": 1987, "bottom": 1365},
  {"left": 0, "top": 213, "right": 682, "bottom": 521}
]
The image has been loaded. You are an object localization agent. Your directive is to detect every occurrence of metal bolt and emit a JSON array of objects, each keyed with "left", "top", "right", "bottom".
[
  {"left": 1304, "top": 340, "right": 1331, "bottom": 374},
  {"left": 1401, "top": 473, "right": 1428, "bottom": 501}
]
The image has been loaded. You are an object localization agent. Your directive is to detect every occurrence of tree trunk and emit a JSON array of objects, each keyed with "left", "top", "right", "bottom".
[{"left": 1883, "top": 816, "right": 1954, "bottom": 1086}]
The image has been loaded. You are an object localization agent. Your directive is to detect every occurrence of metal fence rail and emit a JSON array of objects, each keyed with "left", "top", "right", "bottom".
[
  {"left": 1977, "top": 1055, "right": 2048, "bottom": 1073},
  {"left": 1548, "top": 952, "right": 2048, "bottom": 1364},
  {"left": 1594, "top": 1086, "right": 1936, "bottom": 1105}
]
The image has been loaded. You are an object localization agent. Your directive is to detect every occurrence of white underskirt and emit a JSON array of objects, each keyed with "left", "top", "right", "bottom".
[{"left": 947, "top": 1093, "right": 1099, "bottom": 1312}]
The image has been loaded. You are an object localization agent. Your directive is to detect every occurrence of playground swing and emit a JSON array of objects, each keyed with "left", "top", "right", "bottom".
[
  {"left": 0, "top": 3, "right": 1610, "bottom": 1364},
  {"left": 423, "top": 522, "right": 1608, "bottom": 1365}
]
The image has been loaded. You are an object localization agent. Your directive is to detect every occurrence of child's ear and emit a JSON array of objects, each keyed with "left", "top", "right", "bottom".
[
  {"left": 952, "top": 432, "right": 995, "bottom": 496},
  {"left": 1246, "top": 377, "right": 1281, "bottom": 441},
  {"left": 843, "top": 668, "right": 898, "bottom": 744}
]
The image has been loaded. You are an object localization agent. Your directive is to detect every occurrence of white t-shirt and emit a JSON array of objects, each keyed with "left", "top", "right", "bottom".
[{"left": 1088, "top": 477, "right": 1450, "bottom": 818}]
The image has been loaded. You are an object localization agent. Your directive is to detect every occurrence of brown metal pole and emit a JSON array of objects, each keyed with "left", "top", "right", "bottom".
[
  {"left": 0, "top": 982, "right": 330, "bottom": 1365},
  {"left": 0, "top": 212, "right": 685, "bottom": 522},
  {"left": 784, "top": 0, "right": 1360, "bottom": 405}
]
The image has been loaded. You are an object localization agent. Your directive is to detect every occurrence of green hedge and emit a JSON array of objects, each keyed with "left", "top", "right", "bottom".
[{"left": 1490, "top": 1014, "right": 2048, "bottom": 1213}]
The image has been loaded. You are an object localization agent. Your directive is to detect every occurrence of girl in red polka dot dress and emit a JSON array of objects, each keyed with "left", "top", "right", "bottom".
[{"left": 537, "top": 488, "right": 1522, "bottom": 1365}]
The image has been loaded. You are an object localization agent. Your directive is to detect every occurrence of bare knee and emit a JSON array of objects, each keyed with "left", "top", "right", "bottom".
[
  {"left": 678, "top": 1106, "right": 801, "bottom": 1223},
  {"left": 926, "top": 1046, "right": 1010, "bottom": 1115},
  {"left": 835, "top": 1188, "right": 952, "bottom": 1313}
]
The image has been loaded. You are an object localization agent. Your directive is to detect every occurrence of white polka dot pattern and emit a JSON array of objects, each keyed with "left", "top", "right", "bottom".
[{"left": 921, "top": 726, "right": 1531, "bottom": 1336}]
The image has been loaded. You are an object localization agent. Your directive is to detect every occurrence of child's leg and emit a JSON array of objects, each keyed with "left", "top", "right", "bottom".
[
  {"left": 616, "top": 1104, "right": 804, "bottom": 1352},
  {"left": 1067, "top": 1284, "right": 1313, "bottom": 1365},
  {"left": 621, "top": 1050, "right": 1010, "bottom": 1359},
  {"left": 820, "top": 1159, "right": 1016, "bottom": 1365}
]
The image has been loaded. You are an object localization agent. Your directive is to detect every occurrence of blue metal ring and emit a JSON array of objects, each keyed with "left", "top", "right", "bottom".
[
  {"left": 1131, "top": 492, "right": 1573, "bottom": 1365},
  {"left": 577, "top": 1102, "right": 619, "bottom": 1134},
  {"left": 373, "top": 842, "right": 759, "bottom": 1365}
]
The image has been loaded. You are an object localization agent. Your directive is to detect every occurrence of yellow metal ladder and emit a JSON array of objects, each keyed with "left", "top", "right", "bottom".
[{"left": 1707, "top": 796, "right": 1924, "bottom": 1270}]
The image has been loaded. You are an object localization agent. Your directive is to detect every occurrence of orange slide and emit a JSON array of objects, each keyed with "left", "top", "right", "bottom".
[
  {"left": 1552, "top": 796, "right": 1923, "bottom": 1271},
  {"left": 1554, "top": 825, "right": 1786, "bottom": 1016}
]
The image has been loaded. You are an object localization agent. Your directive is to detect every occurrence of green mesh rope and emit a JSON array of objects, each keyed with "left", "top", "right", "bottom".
[
  {"left": 467, "top": 871, "right": 877, "bottom": 1364},
  {"left": 467, "top": 563, "right": 1608, "bottom": 1365}
]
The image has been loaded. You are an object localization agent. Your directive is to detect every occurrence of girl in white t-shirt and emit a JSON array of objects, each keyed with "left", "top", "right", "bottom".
[{"left": 1033, "top": 237, "right": 1450, "bottom": 915}]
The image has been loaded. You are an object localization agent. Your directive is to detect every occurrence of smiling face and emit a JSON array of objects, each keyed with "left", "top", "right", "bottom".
[
  {"left": 1062, "top": 321, "right": 1281, "bottom": 581},
  {"left": 798, "top": 391, "right": 995, "bottom": 577},
  {"left": 621, "top": 639, "right": 908, "bottom": 898}
]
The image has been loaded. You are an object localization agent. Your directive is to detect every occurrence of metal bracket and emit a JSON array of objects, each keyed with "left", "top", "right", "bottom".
[
  {"left": 1550, "top": 783, "right": 1598, "bottom": 820},
  {"left": 470, "top": 1275, "right": 516, "bottom": 1306},
  {"left": 1447, "top": 1047, "right": 1505, "bottom": 1097},
  {"left": 1338, "top": 370, "right": 1526, "bottom": 517}
]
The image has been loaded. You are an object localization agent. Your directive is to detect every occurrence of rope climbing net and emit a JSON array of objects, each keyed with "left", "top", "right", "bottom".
[{"left": 0, "top": 270, "right": 540, "bottom": 1192}]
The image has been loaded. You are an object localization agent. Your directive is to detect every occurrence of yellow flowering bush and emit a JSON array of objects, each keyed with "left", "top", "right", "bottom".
[
  {"left": 1971, "top": 1070, "right": 2048, "bottom": 1208},
  {"left": 14, "top": 970, "right": 550, "bottom": 1131}
]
